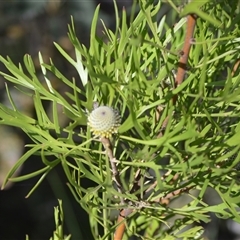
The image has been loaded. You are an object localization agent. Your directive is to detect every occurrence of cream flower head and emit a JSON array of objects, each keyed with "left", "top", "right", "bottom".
[{"left": 88, "top": 106, "right": 121, "bottom": 138}]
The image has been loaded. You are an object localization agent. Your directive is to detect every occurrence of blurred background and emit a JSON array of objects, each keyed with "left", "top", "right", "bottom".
[{"left": 0, "top": 1, "right": 240, "bottom": 240}]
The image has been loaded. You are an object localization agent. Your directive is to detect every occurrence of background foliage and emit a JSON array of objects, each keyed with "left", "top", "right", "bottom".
[{"left": 1, "top": 0, "right": 240, "bottom": 239}]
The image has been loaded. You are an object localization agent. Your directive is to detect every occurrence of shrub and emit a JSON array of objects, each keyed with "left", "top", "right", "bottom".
[{"left": 1, "top": 1, "right": 240, "bottom": 239}]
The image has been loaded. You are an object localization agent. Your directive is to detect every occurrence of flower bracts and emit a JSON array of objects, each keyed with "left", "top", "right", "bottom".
[{"left": 88, "top": 106, "right": 121, "bottom": 138}]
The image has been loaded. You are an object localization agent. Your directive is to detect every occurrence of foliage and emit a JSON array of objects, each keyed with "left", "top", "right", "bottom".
[
  {"left": 1, "top": 0, "right": 240, "bottom": 239},
  {"left": 50, "top": 200, "right": 71, "bottom": 240}
]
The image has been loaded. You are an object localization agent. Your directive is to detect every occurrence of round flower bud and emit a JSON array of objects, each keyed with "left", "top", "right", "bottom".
[{"left": 88, "top": 106, "right": 121, "bottom": 138}]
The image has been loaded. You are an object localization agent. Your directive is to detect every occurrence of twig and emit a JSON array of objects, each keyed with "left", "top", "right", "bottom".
[
  {"left": 173, "top": 14, "right": 197, "bottom": 104},
  {"left": 114, "top": 208, "right": 133, "bottom": 240},
  {"left": 100, "top": 137, "right": 125, "bottom": 205},
  {"left": 157, "top": 185, "right": 194, "bottom": 205},
  {"left": 175, "top": 14, "right": 196, "bottom": 87},
  {"left": 231, "top": 58, "right": 240, "bottom": 77}
]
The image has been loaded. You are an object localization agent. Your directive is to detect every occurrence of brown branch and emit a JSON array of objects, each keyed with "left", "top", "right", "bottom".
[
  {"left": 114, "top": 208, "right": 133, "bottom": 240},
  {"left": 158, "top": 185, "right": 194, "bottom": 205},
  {"left": 100, "top": 137, "right": 125, "bottom": 205},
  {"left": 232, "top": 58, "right": 240, "bottom": 77},
  {"left": 175, "top": 14, "right": 196, "bottom": 86},
  {"left": 173, "top": 14, "right": 197, "bottom": 104}
]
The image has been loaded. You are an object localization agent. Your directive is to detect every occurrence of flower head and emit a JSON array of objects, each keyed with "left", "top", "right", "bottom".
[{"left": 88, "top": 106, "right": 121, "bottom": 138}]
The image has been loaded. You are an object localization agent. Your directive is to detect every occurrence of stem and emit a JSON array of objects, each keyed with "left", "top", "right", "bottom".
[
  {"left": 173, "top": 14, "right": 197, "bottom": 104},
  {"left": 100, "top": 137, "right": 125, "bottom": 205}
]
